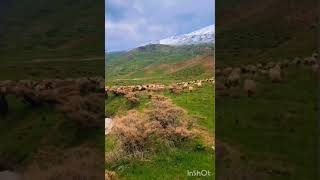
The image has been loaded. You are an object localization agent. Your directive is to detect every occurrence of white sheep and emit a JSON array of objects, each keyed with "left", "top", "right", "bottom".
[
  {"left": 243, "top": 79, "right": 257, "bottom": 97},
  {"left": 269, "top": 65, "right": 282, "bottom": 82},
  {"left": 227, "top": 69, "right": 241, "bottom": 86}
]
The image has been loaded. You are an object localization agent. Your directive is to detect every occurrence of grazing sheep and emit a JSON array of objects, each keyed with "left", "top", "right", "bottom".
[
  {"left": 256, "top": 63, "right": 262, "bottom": 69},
  {"left": 227, "top": 69, "right": 240, "bottom": 86},
  {"left": 269, "top": 65, "right": 282, "bottom": 82},
  {"left": 188, "top": 86, "right": 194, "bottom": 92},
  {"left": 247, "top": 65, "right": 257, "bottom": 74},
  {"left": 221, "top": 67, "right": 233, "bottom": 76},
  {"left": 259, "top": 69, "right": 268, "bottom": 75},
  {"left": 312, "top": 52, "right": 318, "bottom": 58},
  {"left": 243, "top": 79, "right": 257, "bottom": 97},
  {"left": 170, "top": 87, "right": 182, "bottom": 95},
  {"left": 312, "top": 64, "right": 319, "bottom": 73},
  {"left": 306, "top": 56, "right": 316, "bottom": 65},
  {"left": 183, "top": 83, "right": 188, "bottom": 89},
  {"left": 293, "top": 57, "right": 302, "bottom": 65},
  {"left": 215, "top": 69, "right": 221, "bottom": 76},
  {"left": 196, "top": 81, "right": 202, "bottom": 87}
]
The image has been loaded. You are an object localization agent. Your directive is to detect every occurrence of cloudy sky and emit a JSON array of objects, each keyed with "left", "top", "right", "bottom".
[{"left": 106, "top": 0, "right": 214, "bottom": 52}]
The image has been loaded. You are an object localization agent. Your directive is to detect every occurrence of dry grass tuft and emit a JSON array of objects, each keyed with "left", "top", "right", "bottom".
[{"left": 108, "top": 96, "right": 193, "bottom": 160}]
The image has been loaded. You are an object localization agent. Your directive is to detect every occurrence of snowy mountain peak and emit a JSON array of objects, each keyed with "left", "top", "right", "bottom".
[{"left": 142, "top": 25, "right": 215, "bottom": 47}]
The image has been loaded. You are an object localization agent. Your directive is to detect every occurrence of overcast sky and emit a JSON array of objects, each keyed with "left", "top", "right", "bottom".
[{"left": 106, "top": 0, "right": 214, "bottom": 52}]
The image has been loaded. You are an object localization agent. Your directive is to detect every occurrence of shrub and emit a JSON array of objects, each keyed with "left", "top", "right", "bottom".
[{"left": 109, "top": 97, "right": 193, "bottom": 156}]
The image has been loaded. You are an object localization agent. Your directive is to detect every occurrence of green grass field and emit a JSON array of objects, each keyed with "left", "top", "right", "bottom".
[
  {"left": 105, "top": 84, "right": 215, "bottom": 179},
  {"left": 216, "top": 65, "right": 317, "bottom": 179}
]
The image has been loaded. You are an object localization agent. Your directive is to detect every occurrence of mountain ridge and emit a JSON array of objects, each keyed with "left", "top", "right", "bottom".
[{"left": 140, "top": 25, "right": 215, "bottom": 47}]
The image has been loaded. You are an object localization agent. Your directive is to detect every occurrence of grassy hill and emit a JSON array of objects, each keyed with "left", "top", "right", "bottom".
[
  {"left": 0, "top": 0, "right": 104, "bottom": 176},
  {"left": 106, "top": 85, "right": 215, "bottom": 179},
  {"left": 106, "top": 44, "right": 214, "bottom": 84},
  {"left": 0, "top": 0, "right": 104, "bottom": 79},
  {"left": 216, "top": 0, "right": 317, "bottom": 67},
  {"left": 216, "top": 0, "right": 318, "bottom": 179},
  {"left": 0, "top": 0, "right": 104, "bottom": 60}
]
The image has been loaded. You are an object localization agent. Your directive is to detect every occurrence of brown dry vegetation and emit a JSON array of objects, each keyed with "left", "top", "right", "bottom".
[
  {"left": 142, "top": 55, "right": 214, "bottom": 75},
  {"left": 106, "top": 96, "right": 193, "bottom": 164}
]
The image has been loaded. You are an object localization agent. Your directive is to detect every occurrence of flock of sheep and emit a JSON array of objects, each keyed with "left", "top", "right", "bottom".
[
  {"left": 0, "top": 77, "right": 105, "bottom": 127},
  {"left": 216, "top": 53, "right": 319, "bottom": 96},
  {"left": 1, "top": 52, "right": 318, "bottom": 120},
  {"left": 105, "top": 78, "right": 215, "bottom": 98},
  {"left": 106, "top": 52, "right": 318, "bottom": 98}
]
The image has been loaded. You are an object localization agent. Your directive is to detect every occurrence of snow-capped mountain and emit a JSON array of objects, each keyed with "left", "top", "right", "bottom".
[{"left": 143, "top": 25, "right": 215, "bottom": 46}]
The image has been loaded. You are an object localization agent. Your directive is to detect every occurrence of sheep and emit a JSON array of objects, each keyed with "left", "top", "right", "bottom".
[
  {"left": 221, "top": 67, "right": 233, "bottom": 76},
  {"left": 183, "top": 83, "right": 188, "bottom": 89},
  {"left": 196, "top": 81, "right": 202, "bottom": 87},
  {"left": 304, "top": 56, "right": 317, "bottom": 65},
  {"left": 312, "top": 64, "right": 319, "bottom": 73},
  {"left": 170, "top": 86, "right": 182, "bottom": 95},
  {"left": 243, "top": 79, "right": 257, "bottom": 97},
  {"left": 312, "top": 52, "right": 318, "bottom": 59},
  {"left": 227, "top": 69, "right": 241, "bottom": 86},
  {"left": 269, "top": 65, "right": 282, "bottom": 82},
  {"left": 247, "top": 65, "right": 257, "bottom": 74},
  {"left": 188, "top": 86, "right": 194, "bottom": 92},
  {"left": 293, "top": 57, "right": 302, "bottom": 65}
]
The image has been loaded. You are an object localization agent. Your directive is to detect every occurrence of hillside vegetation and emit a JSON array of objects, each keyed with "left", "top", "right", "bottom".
[
  {"left": 106, "top": 44, "right": 214, "bottom": 83},
  {"left": 215, "top": 0, "right": 318, "bottom": 179},
  {"left": 216, "top": 0, "right": 317, "bottom": 67},
  {"left": 0, "top": 0, "right": 104, "bottom": 79}
]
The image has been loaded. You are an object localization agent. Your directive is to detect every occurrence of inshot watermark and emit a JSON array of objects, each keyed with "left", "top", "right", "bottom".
[{"left": 187, "top": 170, "right": 212, "bottom": 177}]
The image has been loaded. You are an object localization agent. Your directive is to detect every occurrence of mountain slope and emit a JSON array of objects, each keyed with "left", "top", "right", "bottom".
[
  {"left": 216, "top": 0, "right": 317, "bottom": 67},
  {"left": 159, "top": 25, "right": 215, "bottom": 45},
  {"left": 106, "top": 44, "right": 214, "bottom": 83},
  {"left": 0, "top": 0, "right": 104, "bottom": 60},
  {"left": 143, "top": 25, "right": 215, "bottom": 46}
]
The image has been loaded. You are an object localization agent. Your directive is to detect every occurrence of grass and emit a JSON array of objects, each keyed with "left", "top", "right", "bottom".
[
  {"left": 115, "top": 142, "right": 214, "bottom": 180},
  {"left": 106, "top": 44, "right": 214, "bottom": 80},
  {"left": 0, "top": 95, "right": 64, "bottom": 165},
  {"left": 216, "top": 65, "right": 317, "bottom": 179},
  {"left": 0, "top": 58, "right": 104, "bottom": 80},
  {"left": 0, "top": 95, "right": 103, "bottom": 169},
  {"left": 165, "top": 84, "right": 215, "bottom": 132},
  {"left": 105, "top": 82, "right": 215, "bottom": 179},
  {"left": 105, "top": 93, "right": 149, "bottom": 118}
]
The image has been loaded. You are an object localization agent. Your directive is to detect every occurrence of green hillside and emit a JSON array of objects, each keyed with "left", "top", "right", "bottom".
[
  {"left": 0, "top": 0, "right": 104, "bottom": 79},
  {"left": 216, "top": 0, "right": 318, "bottom": 179},
  {"left": 0, "top": 0, "right": 104, "bottom": 60},
  {"left": 106, "top": 44, "right": 214, "bottom": 84},
  {"left": 216, "top": 0, "right": 317, "bottom": 67}
]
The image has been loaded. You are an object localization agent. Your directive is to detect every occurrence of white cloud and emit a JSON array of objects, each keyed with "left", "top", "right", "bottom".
[{"left": 106, "top": 0, "right": 214, "bottom": 51}]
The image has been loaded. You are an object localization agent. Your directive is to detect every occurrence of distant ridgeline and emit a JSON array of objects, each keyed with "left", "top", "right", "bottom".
[
  {"left": 216, "top": 0, "right": 317, "bottom": 67},
  {"left": 106, "top": 44, "right": 214, "bottom": 82},
  {"left": 0, "top": 0, "right": 104, "bottom": 60},
  {"left": 0, "top": 0, "right": 104, "bottom": 80}
]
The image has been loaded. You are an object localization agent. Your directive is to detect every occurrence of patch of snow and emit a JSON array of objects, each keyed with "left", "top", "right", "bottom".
[{"left": 143, "top": 25, "right": 215, "bottom": 46}]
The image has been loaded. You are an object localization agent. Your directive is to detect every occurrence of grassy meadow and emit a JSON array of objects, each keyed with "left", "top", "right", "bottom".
[{"left": 105, "top": 44, "right": 215, "bottom": 179}]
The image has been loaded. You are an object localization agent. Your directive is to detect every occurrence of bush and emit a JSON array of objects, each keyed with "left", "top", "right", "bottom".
[{"left": 109, "top": 97, "right": 193, "bottom": 156}]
